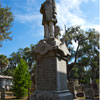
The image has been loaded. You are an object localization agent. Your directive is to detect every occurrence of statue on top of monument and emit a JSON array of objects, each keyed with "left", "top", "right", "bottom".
[{"left": 40, "top": 0, "right": 57, "bottom": 38}]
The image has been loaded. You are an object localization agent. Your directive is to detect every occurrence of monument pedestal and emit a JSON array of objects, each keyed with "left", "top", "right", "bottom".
[
  {"left": 55, "top": 90, "right": 73, "bottom": 100},
  {"left": 29, "top": 38, "right": 73, "bottom": 100}
]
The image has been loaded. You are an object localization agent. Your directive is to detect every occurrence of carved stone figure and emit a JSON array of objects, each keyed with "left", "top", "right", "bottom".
[
  {"left": 54, "top": 25, "right": 61, "bottom": 39},
  {"left": 40, "top": 0, "right": 57, "bottom": 38}
]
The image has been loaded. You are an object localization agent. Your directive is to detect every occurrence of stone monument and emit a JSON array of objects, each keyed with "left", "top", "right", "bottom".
[
  {"left": 29, "top": 0, "right": 73, "bottom": 100},
  {"left": 40, "top": 0, "right": 57, "bottom": 38}
]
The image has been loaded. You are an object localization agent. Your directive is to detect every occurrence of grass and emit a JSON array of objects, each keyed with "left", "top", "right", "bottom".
[
  {"left": 76, "top": 97, "right": 85, "bottom": 99},
  {"left": 0, "top": 95, "right": 28, "bottom": 100},
  {"left": 76, "top": 96, "right": 99, "bottom": 100},
  {"left": 0, "top": 97, "right": 28, "bottom": 100},
  {"left": 0, "top": 99, "right": 21, "bottom": 100},
  {"left": 0, "top": 91, "right": 28, "bottom": 100}
]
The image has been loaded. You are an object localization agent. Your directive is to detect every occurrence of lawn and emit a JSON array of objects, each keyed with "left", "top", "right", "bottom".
[
  {"left": 0, "top": 91, "right": 28, "bottom": 100},
  {"left": 0, "top": 97, "right": 28, "bottom": 100}
]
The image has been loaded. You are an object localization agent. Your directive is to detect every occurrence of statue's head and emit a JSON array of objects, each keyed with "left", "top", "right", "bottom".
[{"left": 46, "top": 0, "right": 52, "bottom": 3}]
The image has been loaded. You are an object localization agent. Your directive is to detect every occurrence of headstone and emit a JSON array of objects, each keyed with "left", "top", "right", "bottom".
[
  {"left": 68, "top": 79, "right": 85, "bottom": 98},
  {"left": 84, "top": 88, "right": 94, "bottom": 99}
]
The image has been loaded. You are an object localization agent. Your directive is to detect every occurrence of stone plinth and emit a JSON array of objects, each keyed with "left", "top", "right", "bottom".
[{"left": 29, "top": 38, "right": 73, "bottom": 100}]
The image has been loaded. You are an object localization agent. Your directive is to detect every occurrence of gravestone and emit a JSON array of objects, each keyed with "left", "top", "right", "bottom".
[
  {"left": 29, "top": 0, "right": 73, "bottom": 100},
  {"left": 84, "top": 88, "right": 94, "bottom": 99}
]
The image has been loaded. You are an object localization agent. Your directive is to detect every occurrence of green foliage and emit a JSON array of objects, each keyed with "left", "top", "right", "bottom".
[
  {"left": 12, "top": 59, "right": 31, "bottom": 99},
  {"left": 70, "top": 66, "right": 78, "bottom": 79},
  {"left": 0, "top": 54, "right": 8, "bottom": 74},
  {"left": 3, "top": 68, "right": 15, "bottom": 76},
  {"left": 64, "top": 26, "right": 99, "bottom": 83},
  {"left": 96, "top": 79, "right": 99, "bottom": 85},
  {"left": 8, "top": 52, "right": 22, "bottom": 68},
  {"left": 0, "top": 4, "right": 14, "bottom": 46},
  {"left": 8, "top": 44, "right": 35, "bottom": 69}
]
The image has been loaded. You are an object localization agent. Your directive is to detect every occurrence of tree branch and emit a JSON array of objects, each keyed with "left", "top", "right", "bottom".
[{"left": 74, "top": 43, "right": 80, "bottom": 64}]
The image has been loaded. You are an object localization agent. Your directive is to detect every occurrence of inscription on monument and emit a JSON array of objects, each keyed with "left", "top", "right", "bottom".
[{"left": 37, "top": 57, "right": 57, "bottom": 91}]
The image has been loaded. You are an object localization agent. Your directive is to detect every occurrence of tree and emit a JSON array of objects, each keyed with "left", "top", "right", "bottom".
[
  {"left": 0, "top": 54, "right": 8, "bottom": 74},
  {"left": 0, "top": 3, "right": 13, "bottom": 47},
  {"left": 3, "top": 68, "right": 15, "bottom": 76},
  {"left": 63, "top": 26, "right": 99, "bottom": 83},
  {"left": 12, "top": 59, "right": 31, "bottom": 99},
  {"left": 8, "top": 52, "right": 22, "bottom": 69},
  {"left": 18, "top": 46, "right": 35, "bottom": 69},
  {"left": 8, "top": 44, "right": 35, "bottom": 69}
]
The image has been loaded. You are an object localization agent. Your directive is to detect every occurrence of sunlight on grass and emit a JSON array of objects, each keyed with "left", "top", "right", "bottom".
[{"left": 76, "top": 97, "right": 85, "bottom": 99}]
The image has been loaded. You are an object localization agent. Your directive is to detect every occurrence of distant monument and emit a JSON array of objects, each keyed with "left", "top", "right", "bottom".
[{"left": 29, "top": 0, "right": 73, "bottom": 100}]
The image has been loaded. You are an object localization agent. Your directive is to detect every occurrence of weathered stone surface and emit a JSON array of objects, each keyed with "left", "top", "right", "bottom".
[
  {"left": 40, "top": 0, "right": 57, "bottom": 38},
  {"left": 54, "top": 25, "right": 61, "bottom": 39},
  {"left": 29, "top": 91, "right": 59, "bottom": 100},
  {"left": 29, "top": 91, "right": 73, "bottom": 100},
  {"left": 37, "top": 57, "right": 57, "bottom": 91},
  {"left": 34, "top": 38, "right": 70, "bottom": 92},
  {"left": 35, "top": 40, "right": 53, "bottom": 55},
  {"left": 56, "top": 57, "right": 67, "bottom": 91},
  {"left": 30, "top": 0, "right": 73, "bottom": 99},
  {"left": 29, "top": 38, "right": 73, "bottom": 100},
  {"left": 37, "top": 92, "right": 58, "bottom": 100},
  {"left": 84, "top": 88, "right": 94, "bottom": 99},
  {"left": 35, "top": 38, "right": 70, "bottom": 58}
]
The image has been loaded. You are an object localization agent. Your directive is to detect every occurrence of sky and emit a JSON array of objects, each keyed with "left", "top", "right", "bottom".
[{"left": 0, "top": 0, "right": 99, "bottom": 57}]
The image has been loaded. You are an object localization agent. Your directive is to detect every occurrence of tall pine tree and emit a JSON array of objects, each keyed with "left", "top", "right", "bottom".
[{"left": 13, "top": 59, "right": 31, "bottom": 99}]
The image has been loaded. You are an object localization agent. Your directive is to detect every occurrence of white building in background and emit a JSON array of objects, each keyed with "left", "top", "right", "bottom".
[{"left": 0, "top": 75, "right": 13, "bottom": 91}]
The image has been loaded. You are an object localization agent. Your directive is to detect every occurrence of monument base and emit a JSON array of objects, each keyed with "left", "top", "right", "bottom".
[
  {"left": 56, "top": 90, "right": 73, "bottom": 100},
  {"left": 29, "top": 38, "right": 73, "bottom": 100},
  {"left": 29, "top": 90, "right": 73, "bottom": 100}
]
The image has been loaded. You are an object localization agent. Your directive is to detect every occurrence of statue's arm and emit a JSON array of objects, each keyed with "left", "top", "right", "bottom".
[
  {"left": 52, "top": 0, "right": 57, "bottom": 14},
  {"left": 52, "top": 0, "right": 57, "bottom": 18}
]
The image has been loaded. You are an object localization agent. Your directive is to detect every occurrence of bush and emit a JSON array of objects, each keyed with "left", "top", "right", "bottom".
[{"left": 12, "top": 59, "right": 31, "bottom": 99}]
